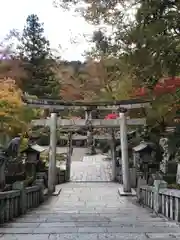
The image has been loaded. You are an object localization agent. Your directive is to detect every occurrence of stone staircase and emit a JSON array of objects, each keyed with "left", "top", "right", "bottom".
[{"left": 1, "top": 182, "right": 180, "bottom": 239}]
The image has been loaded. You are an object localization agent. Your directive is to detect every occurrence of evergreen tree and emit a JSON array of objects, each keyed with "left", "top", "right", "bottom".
[
  {"left": 126, "top": 0, "right": 180, "bottom": 87},
  {"left": 20, "top": 14, "right": 60, "bottom": 98}
]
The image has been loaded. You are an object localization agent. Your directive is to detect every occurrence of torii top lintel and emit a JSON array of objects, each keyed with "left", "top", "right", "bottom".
[{"left": 22, "top": 96, "right": 151, "bottom": 109}]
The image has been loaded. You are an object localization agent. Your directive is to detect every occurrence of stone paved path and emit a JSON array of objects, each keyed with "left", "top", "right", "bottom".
[
  {"left": 70, "top": 153, "right": 112, "bottom": 182},
  {"left": 1, "top": 182, "right": 180, "bottom": 239},
  {"left": 43, "top": 147, "right": 112, "bottom": 181}
]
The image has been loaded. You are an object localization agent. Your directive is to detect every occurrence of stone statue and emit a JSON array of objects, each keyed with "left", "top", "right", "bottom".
[
  {"left": 86, "top": 119, "right": 96, "bottom": 155},
  {"left": 140, "top": 125, "right": 150, "bottom": 141},
  {"left": 6, "top": 136, "right": 21, "bottom": 158},
  {"left": 159, "top": 136, "right": 170, "bottom": 174}
]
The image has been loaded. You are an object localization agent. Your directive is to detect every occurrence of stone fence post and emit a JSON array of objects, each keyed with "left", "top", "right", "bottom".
[
  {"left": 12, "top": 181, "right": 26, "bottom": 214},
  {"left": 153, "top": 180, "right": 167, "bottom": 214},
  {"left": 137, "top": 176, "right": 146, "bottom": 200}
]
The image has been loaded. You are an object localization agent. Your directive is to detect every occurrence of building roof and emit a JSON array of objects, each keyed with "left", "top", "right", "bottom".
[
  {"left": 21, "top": 144, "right": 47, "bottom": 153},
  {"left": 133, "top": 143, "right": 148, "bottom": 152},
  {"left": 133, "top": 141, "right": 157, "bottom": 152}
]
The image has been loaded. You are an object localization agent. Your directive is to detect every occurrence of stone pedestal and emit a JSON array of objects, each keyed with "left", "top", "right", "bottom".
[{"left": 163, "top": 161, "right": 177, "bottom": 184}]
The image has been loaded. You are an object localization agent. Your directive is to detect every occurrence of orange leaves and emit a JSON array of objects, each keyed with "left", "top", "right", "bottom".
[
  {"left": 0, "top": 78, "right": 23, "bottom": 116},
  {"left": 0, "top": 78, "right": 39, "bottom": 136},
  {"left": 57, "top": 62, "right": 98, "bottom": 101},
  {"left": 60, "top": 84, "right": 84, "bottom": 101},
  {"left": 0, "top": 58, "right": 26, "bottom": 87},
  {"left": 57, "top": 58, "right": 133, "bottom": 102},
  {"left": 0, "top": 78, "right": 25, "bottom": 134},
  {"left": 0, "top": 78, "right": 22, "bottom": 105}
]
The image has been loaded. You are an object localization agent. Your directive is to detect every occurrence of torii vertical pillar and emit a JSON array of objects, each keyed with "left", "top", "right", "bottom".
[
  {"left": 85, "top": 108, "right": 96, "bottom": 155},
  {"left": 111, "top": 129, "right": 116, "bottom": 181},
  {"left": 66, "top": 132, "right": 72, "bottom": 181},
  {"left": 119, "top": 108, "right": 131, "bottom": 193},
  {"left": 48, "top": 112, "right": 57, "bottom": 194}
]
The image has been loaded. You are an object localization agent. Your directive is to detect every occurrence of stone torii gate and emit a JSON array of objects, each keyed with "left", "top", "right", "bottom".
[{"left": 23, "top": 97, "right": 150, "bottom": 195}]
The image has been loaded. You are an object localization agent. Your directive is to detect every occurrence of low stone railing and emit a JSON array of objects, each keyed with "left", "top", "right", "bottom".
[
  {"left": 140, "top": 186, "right": 154, "bottom": 209},
  {"left": 0, "top": 183, "right": 43, "bottom": 224},
  {"left": 0, "top": 190, "right": 20, "bottom": 223},
  {"left": 26, "top": 185, "right": 41, "bottom": 209},
  {"left": 139, "top": 180, "right": 180, "bottom": 222}
]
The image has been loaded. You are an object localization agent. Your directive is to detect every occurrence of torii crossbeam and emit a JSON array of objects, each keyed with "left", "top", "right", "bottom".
[{"left": 31, "top": 118, "right": 146, "bottom": 128}]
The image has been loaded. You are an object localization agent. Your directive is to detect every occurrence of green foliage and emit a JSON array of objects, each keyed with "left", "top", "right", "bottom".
[
  {"left": 24, "top": 176, "right": 34, "bottom": 187},
  {"left": 56, "top": 0, "right": 136, "bottom": 25},
  {"left": 127, "top": 0, "right": 180, "bottom": 86},
  {"left": 59, "top": 0, "right": 180, "bottom": 88},
  {"left": 96, "top": 139, "right": 110, "bottom": 153},
  {"left": 19, "top": 137, "right": 29, "bottom": 152},
  {"left": 37, "top": 134, "right": 50, "bottom": 146},
  {"left": 58, "top": 0, "right": 180, "bottom": 131},
  {"left": 19, "top": 14, "right": 60, "bottom": 98},
  {"left": 168, "top": 125, "right": 180, "bottom": 156},
  {"left": 168, "top": 184, "right": 180, "bottom": 190},
  {"left": 145, "top": 93, "right": 176, "bottom": 129}
]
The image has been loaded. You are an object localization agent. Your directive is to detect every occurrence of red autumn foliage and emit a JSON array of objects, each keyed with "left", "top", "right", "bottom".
[
  {"left": 104, "top": 113, "right": 118, "bottom": 119},
  {"left": 134, "top": 77, "right": 180, "bottom": 97}
]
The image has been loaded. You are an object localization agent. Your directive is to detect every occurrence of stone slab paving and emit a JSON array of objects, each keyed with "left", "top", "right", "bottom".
[
  {"left": 43, "top": 147, "right": 87, "bottom": 160},
  {"left": 70, "top": 153, "right": 112, "bottom": 182},
  {"left": 70, "top": 147, "right": 87, "bottom": 162},
  {"left": 41, "top": 147, "right": 112, "bottom": 180},
  {"left": 1, "top": 182, "right": 180, "bottom": 239}
]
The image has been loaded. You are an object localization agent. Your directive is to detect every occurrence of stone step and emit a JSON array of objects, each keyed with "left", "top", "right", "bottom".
[
  {"left": 24, "top": 211, "right": 157, "bottom": 215},
  {"left": 1, "top": 226, "right": 180, "bottom": 234},
  {"left": 17, "top": 213, "right": 165, "bottom": 219},
  {"left": 4, "top": 221, "right": 178, "bottom": 228},
  {"left": 15, "top": 216, "right": 168, "bottom": 223},
  {"left": 1, "top": 173, "right": 180, "bottom": 240},
  {"left": 0, "top": 233, "right": 178, "bottom": 240}
]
